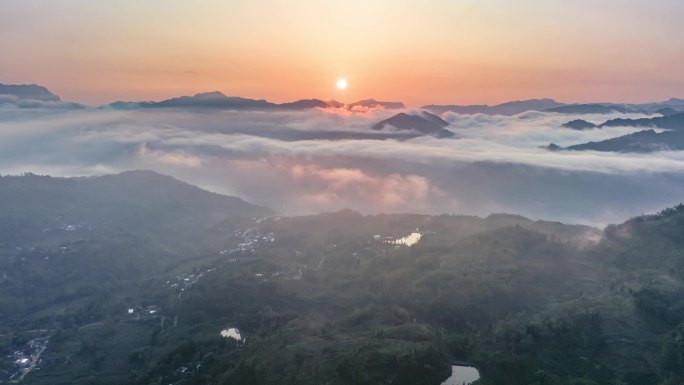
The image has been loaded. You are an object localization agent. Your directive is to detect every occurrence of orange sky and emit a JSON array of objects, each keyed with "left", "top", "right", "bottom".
[{"left": 1, "top": 0, "right": 683, "bottom": 106}]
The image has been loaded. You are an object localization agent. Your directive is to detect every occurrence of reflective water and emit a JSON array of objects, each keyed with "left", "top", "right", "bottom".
[
  {"left": 219, "top": 328, "right": 242, "bottom": 341},
  {"left": 394, "top": 232, "right": 422, "bottom": 246},
  {"left": 441, "top": 365, "right": 480, "bottom": 385}
]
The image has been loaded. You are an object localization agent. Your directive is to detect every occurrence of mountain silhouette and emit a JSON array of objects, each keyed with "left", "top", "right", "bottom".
[
  {"left": 372, "top": 111, "right": 454, "bottom": 138},
  {"left": 0, "top": 83, "right": 61, "bottom": 102},
  {"left": 423, "top": 99, "right": 565, "bottom": 116}
]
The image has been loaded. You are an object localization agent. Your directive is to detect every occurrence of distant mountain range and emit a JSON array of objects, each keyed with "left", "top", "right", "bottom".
[
  {"left": 423, "top": 99, "right": 564, "bottom": 116},
  {"left": 599, "top": 111, "right": 684, "bottom": 130},
  {"left": 2, "top": 82, "right": 684, "bottom": 119},
  {"left": 547, "top": 129, "right": 684, "bottom": 153},
  {"left": 0, "top": 83, "right": 406, "bottom": 112},
  {"left": 551, "top": 112, "right": 684, "bottom": 152},
  {"left": 0, "top": 83, "right": 61, "bottom": 102},
  {"left": 425, "top": 98, "right": 684, "bottom": 116},
  {"left": 108, "top": 91, "right": 405, "bottom": 111},
  {"left": 371, "top": 111, "right": 454, "bottom": 138},
  {"left": 348, "top": 99, "right": 406, "bottom": 110},
  {"left": 0, "top": 83, "right": 85, "bottom": 109},
  {"left": 657, "top": 107, "right": 681, "bottom": 116},
  {"left": 277, "top": 98, "right": 330, "bottom": 109},
  {"left": 550, "top": 111, "right": 684, "bottom": 152},
  {"left": 545, "top": 104, "right": 630, "bottom": 114},
  {"left": 424, "top": 99, "right": 637, "bottom": 116},
  {"left": 561, "top": 111, "right": 684, "bottom": 131}
]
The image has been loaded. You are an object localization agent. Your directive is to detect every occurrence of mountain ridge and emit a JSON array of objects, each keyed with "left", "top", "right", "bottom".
[
  {"left": 3, "top": 82, "right": 684, "bottom": 114},
  {"left": 0, "top": 169, "right": 273, "bottom": 230},
  {"left": 108, "top": 92, "right": 406, "bottom": 111},
  {"left": 371, "top": 111, "right": 454, "bottom": 138},
  {"left": 423, "top": 98, "right": 564, "bottom": 116},
  {"left": 0, "top": 83, "right": 61, "bottom": 102}
]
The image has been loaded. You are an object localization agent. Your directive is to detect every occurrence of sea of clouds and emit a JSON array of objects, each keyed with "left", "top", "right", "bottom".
[{"left": 2, "top": 104, "right": 683, "bottom": 225}]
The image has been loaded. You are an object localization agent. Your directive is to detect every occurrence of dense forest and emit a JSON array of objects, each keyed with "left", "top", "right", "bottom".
[{"left": 2, "top": 172, "right": 684, "bottom": 385}]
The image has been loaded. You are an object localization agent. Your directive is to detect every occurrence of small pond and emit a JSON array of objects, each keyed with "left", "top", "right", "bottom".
[{"left": 441, "top": 365, "right": 480, "bottom": 385}]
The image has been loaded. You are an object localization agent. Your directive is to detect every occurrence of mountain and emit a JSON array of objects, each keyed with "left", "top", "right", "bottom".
[
  {"left": 110, "top": 92, "right": 326, "bottom": 110},
  {"left": 660, "top": 97, "right": 684, "bottom": 109},
  {"left": 278, "top": 98, "right": 329, "bottom": 109},
  {"left": 546, "top": 143, "right": 563, "bottom": 151},
  {"left": 0, "top": 170, "right": 271, "bottom": 316},
  {"left": 560, "top": 111, "right": 684, "bottom": 133},
  {"left": 348, "top": 99, "right": 406, "bottom": 109},
  {"left": 554, "top": 129, "right": 684, "bottom": 153},
  {"left": 126, "top": 91, "right": 276, "bottom": 110},
  {"left": 2, "top": 84, "right": 680, "bottom": 115},
  {"left": 0, "top": 170, "right": 271, "bottom": 314},
  {"left": 423, "top": 98, "right": 564, "bottom": 116},
  {"left": 544, "top": 103, "right": 630, "bottom": 114},
  {"left": 372, "top": 111, "right": 454, "bottom": 137},
  {"left": 326, "top": 99, "right": 346, "bottom": 108},
  {"left": 109, "top": 93, "right": 408, "bottom": 111},
  {"left": 0, "top": 83, "right": 61, "bottom": 102},
  {"left": 0, "top": 170, "right": 271, "bottom": 244},
  {"left": 656, "top": 107, "right": 681, "bottom": 116},
  {"left": 562, "top": 119, "right": 597, "bottom": 130},
  {"left": 598, "top": 111, "right": 684, "bottom": 130},
  {"left": 403, "top": 99, "right": 684, "bottom": 116},
  {"left": 6, "top": 169, "right": 684, "bottom": 384},
  {"left": 624, "top": 97, "right": 684, "bottom": 113}
]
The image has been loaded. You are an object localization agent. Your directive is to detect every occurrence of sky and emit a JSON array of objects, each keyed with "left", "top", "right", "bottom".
[{"left": 1, "top": 0, "right": 683, "bottom": 106}]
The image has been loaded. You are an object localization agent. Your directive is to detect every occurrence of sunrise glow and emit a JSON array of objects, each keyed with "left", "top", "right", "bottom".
[
  {"left": 336, "top": 78, "right": 348, "bottom": 91},
  {"left": 1, "top": 1, "right": 683, "bottom": 105},
  {"left": 3, "top": 3, "right": 684, "bottom": 384}
]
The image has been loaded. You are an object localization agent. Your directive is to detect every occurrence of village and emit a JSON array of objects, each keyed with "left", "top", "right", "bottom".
[
  {"left": 164, "top": 224, "right": 276, "bottom": 300},
  {"left": 3, "top": 213, "right": 430, "bottom": 385},
  {"left": 0, "top": 334, "right": 50, "bottom": 383}
]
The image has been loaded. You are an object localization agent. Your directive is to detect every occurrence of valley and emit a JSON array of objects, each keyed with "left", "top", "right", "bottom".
[{"left": 1, "top": 172, "right": 683, "bottom": 384}]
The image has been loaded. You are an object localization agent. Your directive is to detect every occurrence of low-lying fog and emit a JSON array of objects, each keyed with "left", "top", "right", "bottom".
[{"left": 2, "top": 104, "right": 683, "bottom": 225}]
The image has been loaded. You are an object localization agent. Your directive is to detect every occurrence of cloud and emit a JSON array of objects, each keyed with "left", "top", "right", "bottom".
[
  {"left": 282, "top": 162, "right": 449, "bottom": 212},
  {"left": 1, "top": 105, "right": 684, "bottom": 225},
  {"left": 0, "top": 95, "right": 84, "bottom": 110},
  {"left": 137, "top": 143, "right": 203, "bottom": 168}
]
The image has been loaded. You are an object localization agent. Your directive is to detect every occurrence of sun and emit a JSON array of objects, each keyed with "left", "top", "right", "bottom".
[{"left": 336, "top": 78, "right": 348, "bottom": 90}]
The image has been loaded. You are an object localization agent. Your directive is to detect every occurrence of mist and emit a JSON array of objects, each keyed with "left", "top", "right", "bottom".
[{"left": 2, "top": 104, "right": 683, "bottom": 225}]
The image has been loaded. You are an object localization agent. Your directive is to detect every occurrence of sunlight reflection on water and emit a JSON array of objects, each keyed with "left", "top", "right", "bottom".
[
  {"left": 393, "top": 232, "right": 421, "bottom": 246},
  {"left": 441, "top": 365, "right": 480, "bottom": 385}
]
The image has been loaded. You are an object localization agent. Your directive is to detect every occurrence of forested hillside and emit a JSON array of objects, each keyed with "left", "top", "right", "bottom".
[{"left": 2, "top": 173, "right": 684, "bottom": 385}]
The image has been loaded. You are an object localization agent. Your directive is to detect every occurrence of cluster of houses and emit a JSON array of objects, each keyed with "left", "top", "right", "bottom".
[
  {"left": 126, "top": 305, "right": 160, "bottom": 321},
  {"left": 218, "top": 227, "right": 276, "bottom": 256},
  {"left": 0, "top": 336, "right": 49, "bottom": 383},
  {"left": 253, "top": 268, "right": 303, "bottom": 281},
  {"left": 372, "top": 231, "right": 423, "bottom": 247},
  {"left": 169, "top": 271, "right": 204, "bottom": 290}
]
